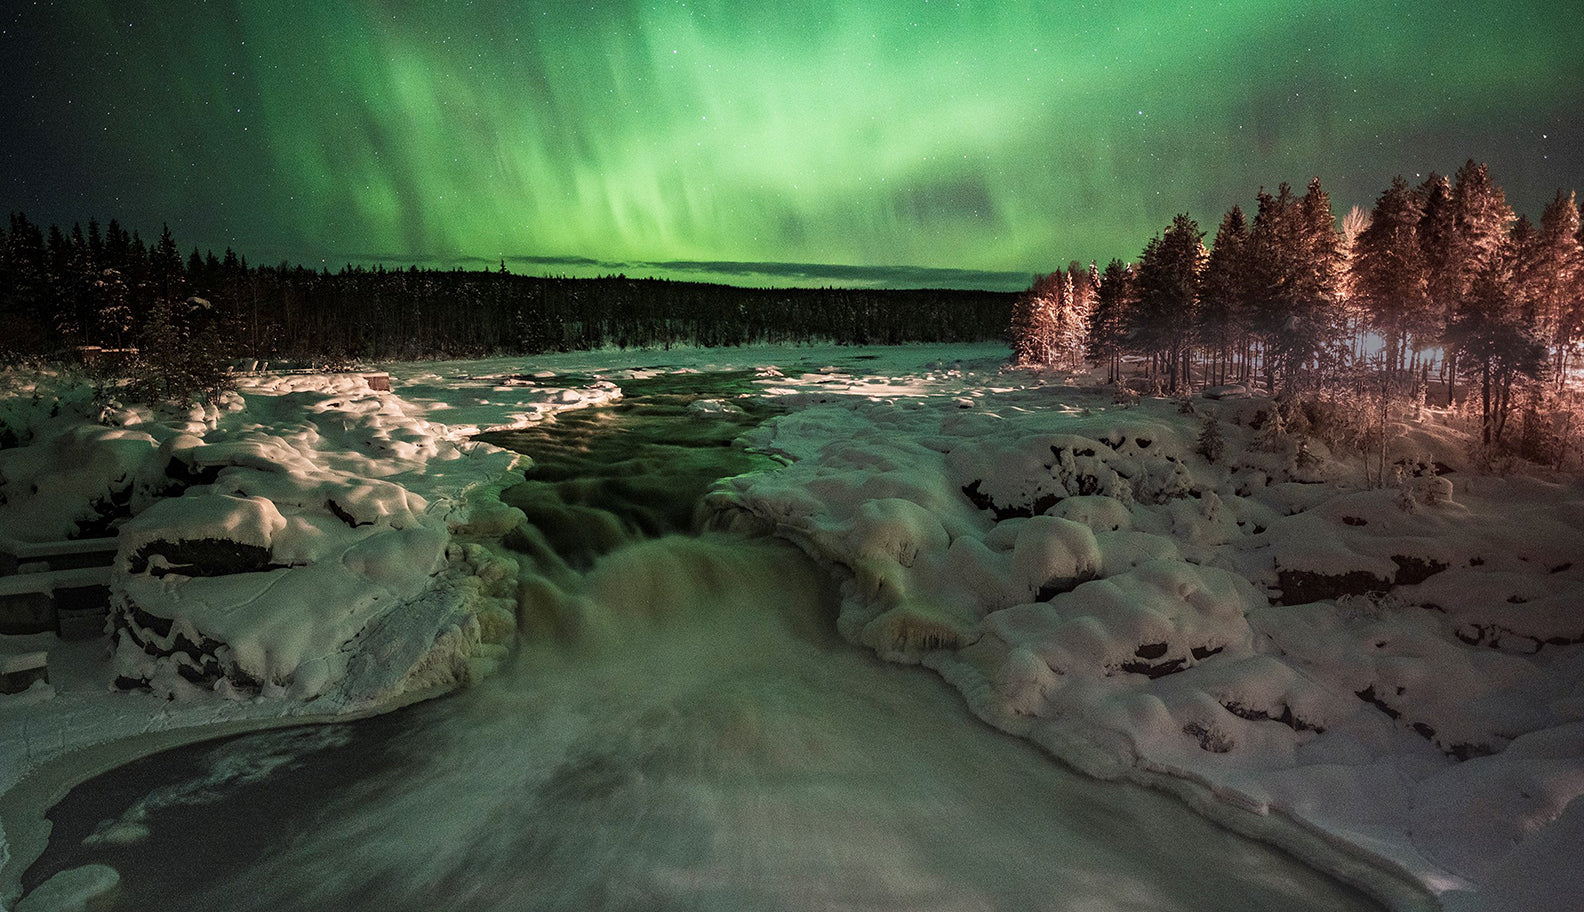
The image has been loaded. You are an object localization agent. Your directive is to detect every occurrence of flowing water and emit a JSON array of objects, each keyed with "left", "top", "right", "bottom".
[{"left": 19, "top": 371, "right": 1386, "bottom": 912}]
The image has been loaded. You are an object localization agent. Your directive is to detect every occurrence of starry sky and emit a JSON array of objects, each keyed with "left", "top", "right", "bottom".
[{"left": 2, "top": 1, "right": 1580, "bottom": 290}]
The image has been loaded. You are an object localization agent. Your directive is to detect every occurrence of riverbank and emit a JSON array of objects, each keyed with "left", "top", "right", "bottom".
[{"left": 3, "top": 343, "right": 1580, "bottom": 910}]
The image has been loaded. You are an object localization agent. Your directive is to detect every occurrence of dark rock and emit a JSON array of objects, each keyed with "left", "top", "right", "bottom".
[
  {"left": 74, "top": 485, "right": 134, "bottom": 538},
  {"left": 1275, "top": 555, "right": 1447, "bottom": 605},
  {"left": 326, "top": 497, "right": 371, "bottom": 528},
  {"left": 1391, "top": 554, "right": 1448, "bottom": 586},
  {"left": 960, "top": 478, "right": 1060, "bottom": 521},
  {"left": 1277, "top": 568, "right": 1390, "bottom": 605},
  {"left": 1449, "top": 742, "right": 1497, "bottom": 762},
  {"left": 1134, "top": 642, "right": 1170, "bottom": 660},
  {"left": 1221, "top": 700, "right": 1325, "bottom": 734},
  {"left": 1119, "top": 657, "right": 1186, "bottom": 679},
  {"left": 1035, "top": 576, "right": 1088, "bottom": 602},
  {"left": 163, "top": 456, "right": 221, "bottom": 487},
  {"left": 127, "top": 538, "right": 280, "bottom": 577},
  {"left": 1355, "top": 685, "right": 1401, "bottom": 719}
]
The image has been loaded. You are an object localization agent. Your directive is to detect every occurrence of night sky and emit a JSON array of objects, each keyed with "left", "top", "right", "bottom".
[{"left": 2, "top": 1, "right": 1580, "bottom": 290}]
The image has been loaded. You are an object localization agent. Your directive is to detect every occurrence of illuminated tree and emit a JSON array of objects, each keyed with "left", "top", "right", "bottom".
[
  {"left": 1246, "top": 180, "right": 1345, "bottom": 391},
  {"left": 1352, "top": 176, "right": 1430, "bottom": 372},
  {"left": 1009, "top": 267, "right": 1091, "bottom": 369},
  {"left": 1422, "top": 162, "right": 1516, "bottom": 403},
  {"left": 1444, "top": 249, "right": 1547, "bottom": 445},
  {"left": 1524, "top": 190, "right": 1583, "bottom": 382},
  {"left": 1009, "top": 272, "right": 1059, "bottom": 366}
]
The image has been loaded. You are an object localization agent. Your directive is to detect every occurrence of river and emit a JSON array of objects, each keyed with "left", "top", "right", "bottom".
[{"left": 19, "top": 371, "right": 1386, "bottom": 911}]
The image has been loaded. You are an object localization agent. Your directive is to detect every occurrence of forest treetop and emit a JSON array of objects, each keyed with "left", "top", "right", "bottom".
[{"left": 1008, "top": 161, "right": 1582, "bottom": 451}]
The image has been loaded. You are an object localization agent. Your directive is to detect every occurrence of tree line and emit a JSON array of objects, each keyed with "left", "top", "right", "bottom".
[
  {"left": 1010, "top": 160, "right": 1584, "bottom": 449},
  {"left": 0, "top": 213, "right": 1013, "bottom": 374}
]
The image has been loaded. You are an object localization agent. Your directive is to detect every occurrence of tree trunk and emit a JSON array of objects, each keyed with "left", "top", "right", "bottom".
[{"left": 1481, "top": 362, "right": 1493, "bottom": 446}]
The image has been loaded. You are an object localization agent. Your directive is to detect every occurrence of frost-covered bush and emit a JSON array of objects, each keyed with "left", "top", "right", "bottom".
[{"left": 124, "top": 296, "right": 235, "bottom": 407}]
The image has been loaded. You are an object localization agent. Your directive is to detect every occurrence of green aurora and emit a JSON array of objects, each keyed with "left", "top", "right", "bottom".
[{"left": 2, "top": 1, "right": 1580, "bottom": 289}]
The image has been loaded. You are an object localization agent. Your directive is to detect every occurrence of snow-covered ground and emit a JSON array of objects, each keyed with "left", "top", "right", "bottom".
[{"left": 2, "top": 343, "right": 1581, "bottom": 911}]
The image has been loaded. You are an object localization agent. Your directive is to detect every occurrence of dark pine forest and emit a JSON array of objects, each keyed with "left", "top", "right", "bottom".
[{"left": 0, "top": 215, "right": 1013, "bottom": 364}]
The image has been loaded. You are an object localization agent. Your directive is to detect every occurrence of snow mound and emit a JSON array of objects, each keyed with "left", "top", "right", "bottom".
[
  {"left": 0, "top": 368, "right": 602, "bottom": 714},
  {"left": 709, "top": 380, "right": 1584, "bottom": 911}
]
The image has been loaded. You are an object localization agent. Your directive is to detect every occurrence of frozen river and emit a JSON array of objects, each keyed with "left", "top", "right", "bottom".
[{"left": 21, "top": 371, "right": 1386, "bottom": 911}]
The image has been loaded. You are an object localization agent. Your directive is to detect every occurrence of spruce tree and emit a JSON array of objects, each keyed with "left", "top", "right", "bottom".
[
  {"left": 1526, "top": 190, "right": 1583, "bottom": 381},
  {"left": 1444, "top": 247, "right": 1547, "bottom": 445},
  {"left": 1129, "top": 214, "right": 1204, "bottom": 391},
  {"left": 1201, "top": 205, "right": 1252, "bottom": 385},
  {"left": 1086, "top": 259, "right": 1131, "bottom": 383},
  {"left": 1352, "top": 176, "right": 1430, "bottom": 372}
]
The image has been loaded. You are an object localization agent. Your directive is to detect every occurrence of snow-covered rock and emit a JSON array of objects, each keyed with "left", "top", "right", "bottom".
[{"left": 708, "top": 364, "right": 1584, "bottom": 911}]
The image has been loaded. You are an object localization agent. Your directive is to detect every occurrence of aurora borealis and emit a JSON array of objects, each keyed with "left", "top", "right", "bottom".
[{"left": 2, "top": 1, "right": 1580, "bottom": 290}]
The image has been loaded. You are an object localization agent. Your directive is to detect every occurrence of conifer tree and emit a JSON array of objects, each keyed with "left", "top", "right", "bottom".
[
  {"left": 1130, "top": 214, "right": 1204, "bottom": 391},
  {"left": 1196, "top": 415, "right": 1225, "bottom": 462},
  {"left": 1009, "top": 272, "right": 1059, "bottom": 366},
  {"left": 1445, "top": 247, "right": 1547, "bottom": 445},
  {"left": 1524, "top": 190, "right": 1583, "bottom": 381},
  {"left": 1200, "top": 205, "right": 1252, "bottom": 384},
  {"left": 1418, "top": 172, "right": 1459, "bottom": 334},
  {"left": 1086, "top": 259, "right": 1131, "bottom": 383},
  {"left": 1352, "top": 176, "right": 1430, "bottom": 372}
]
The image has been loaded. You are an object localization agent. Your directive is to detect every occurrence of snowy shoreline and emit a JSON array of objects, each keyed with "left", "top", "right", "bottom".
[{"left": 3, "top": 343, "right": 1581, "bottom": 911}]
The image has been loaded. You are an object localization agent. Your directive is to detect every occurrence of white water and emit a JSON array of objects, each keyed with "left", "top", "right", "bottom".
[
  {"left": 21, "top": 379, "right": 1388, "bottom": 911},
  {"left": 31, "top": 533, "right": 1383, "bottom": 911}
]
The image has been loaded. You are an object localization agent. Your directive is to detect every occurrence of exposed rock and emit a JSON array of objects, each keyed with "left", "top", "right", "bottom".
[{"left": 126, "top": 538, "right": 280, "bottom": 577}]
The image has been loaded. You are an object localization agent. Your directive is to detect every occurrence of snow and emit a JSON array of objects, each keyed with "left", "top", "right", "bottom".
[
  {"left": 2, "top": 343, "right": 1581, "bottom": 911},
  {"left": 704, "top": 349, "right": 1584, "bottom": 911},
  {"left": 0, "top": 361, "right": 611, "bottom": 903}
]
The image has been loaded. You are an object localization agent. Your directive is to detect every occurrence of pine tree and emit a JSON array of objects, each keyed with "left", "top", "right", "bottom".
[
  {"left": 1418, "top": 172, "right": 1458, "bottom": 332},
  {"left": 1086, "top": 259, "right": 1131, "bottom": 383},
  {"left": 1427, "top": 162, "right": 1516, "bottom": 405},
  {"left": 1196, "top": 415, "right": 1225, "bottom": 462},
  {"left": 1525, "top": 190, "right": 1583, "bottom": 382},
  {"left": 1352, "top": 176, "right": 1430, "bottom": 372},
  {"left": 1292, "top": 177, "right": 1347, "bottom": 380},
  {"left": 1129, "top": 214, "right": 1204, "bottom": 392},
  {"left": 1200, "top": 205, "right": 1252, "bottom": 385},
  {"left": 1054, "top": 267, "right": 1091, "bottom": 369},
  {"left": 150, "top": 224, "right": 184, "bottom": 304},
  {"left": 1449, "top": 160, "right": 1514, "bottom": 287},
  {"left": 1009, "top": 272, "right": 1059, "bottom": 366},
  {"left": 1444, "top": 247, "right": 1547, "bottom": 445}
]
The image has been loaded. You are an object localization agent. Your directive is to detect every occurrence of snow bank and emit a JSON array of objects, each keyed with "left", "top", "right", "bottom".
[
  {"left": 710, "top": 361, "right": 1584, "bottom": 911},
  {"left": 1, "top": 359, "right": 636, "bottom": 904},
  {"left": 5, "top": 345, "right": 1579, "bottom": 912}
]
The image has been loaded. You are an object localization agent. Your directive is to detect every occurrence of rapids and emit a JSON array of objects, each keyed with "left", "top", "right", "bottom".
[{"left": 18, "top": 371, "right": 1387, "bottom": 911}]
